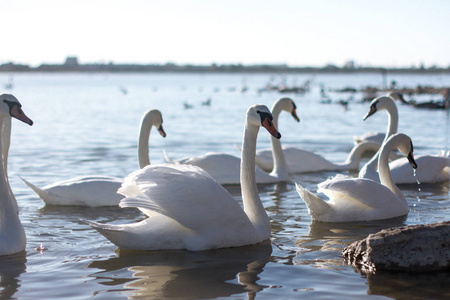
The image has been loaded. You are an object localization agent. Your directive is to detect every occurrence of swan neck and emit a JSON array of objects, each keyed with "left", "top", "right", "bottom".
[
  {"left": 344, "top": 142, "right": 378, "bottom": 169},
  {"left": 378, "top": 139, "right": 405, "bottom": 202},
  {"left": 269, "top": 103, "right": 289, "bottom": 178},
  {"left": 138, "top": 118, "right": 152, "bottom": 169},
  {"left": 384, "top": 104, "right": 398, "bottom": 142},
  {"left": 240, "top": 123, "right": 270, "bottom": 233},
  {"left": 0, "top": 116, "right": 18, "bottom": 221}
]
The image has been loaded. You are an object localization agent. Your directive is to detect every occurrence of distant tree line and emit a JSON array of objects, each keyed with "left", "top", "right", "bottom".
[{"left": 1, "top": 61, "right": 450, "bottom": 73}]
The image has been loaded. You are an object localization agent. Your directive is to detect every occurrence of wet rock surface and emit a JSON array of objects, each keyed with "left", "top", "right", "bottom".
[{"left": 342, "top": 221, "right": 450, "bottom": 273}]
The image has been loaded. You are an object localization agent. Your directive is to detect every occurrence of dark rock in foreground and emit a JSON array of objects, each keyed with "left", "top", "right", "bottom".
[{"left": 342, "top": 221, "right": 450, "bottom": 273}]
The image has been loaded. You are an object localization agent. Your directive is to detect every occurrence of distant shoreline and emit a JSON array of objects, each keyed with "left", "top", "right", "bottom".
[{"left": 1, "top": 62, "right": 449, "bottom": 74}]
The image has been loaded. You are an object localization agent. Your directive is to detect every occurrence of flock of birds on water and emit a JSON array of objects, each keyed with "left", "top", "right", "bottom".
[{"left": 1, "top": 91, "right": 449, "bottom": 256}]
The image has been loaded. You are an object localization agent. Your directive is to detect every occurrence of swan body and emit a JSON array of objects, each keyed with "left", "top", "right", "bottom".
[
  {"left": 253, "top": 141, "right": 380, "bottom": 173},
  {"left": 297, "top": 133, "right": 417, "bottom": 222},
  {"left": 0, "top": 94, "right": 33, "bottom": 256},
  {"left": 22, "top": 109, "right": 166, "bottom": 207},
  {"left": 389, "top": 151, "right": 450, "bottom": 184},
  {"left": 358, "top": 96, "right": 399, "bottom": 180},
  {"left": 86, "top": 104, "right": 280, "bottom": 251},
  {"left": 163, "top": 98, "right": 298, "bottom": 185}
]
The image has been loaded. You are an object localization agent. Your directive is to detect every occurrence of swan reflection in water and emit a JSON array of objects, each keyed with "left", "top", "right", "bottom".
[
  {"left": 294, "top": 216, "right": 407, "bottom": 269},
  {"left": 0, "top": 252, "right": 26, "bottom": 299},
  {"left": 88, "top": 241, "right": 272, "bottom": 299}
]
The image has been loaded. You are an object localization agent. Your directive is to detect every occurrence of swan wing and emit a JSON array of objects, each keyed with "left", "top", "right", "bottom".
[
  {"left": 118, "top": 164, "right": 250, "bottom": 231},
  {"left": 390, "top": 155, "right": 450, "bottom": 183},
  {"left": 317, "top": 175, "right": 397, "bottom": 209}
]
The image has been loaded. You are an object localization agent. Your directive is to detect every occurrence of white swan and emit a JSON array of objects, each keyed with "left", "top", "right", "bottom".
[
  {"left": 85, "top": 104, "right": 280, "bottom": 251},
  {"left": 0, "top": 94, "right": 33, "bottom": 256},
  {"left": 163, "top": 99, "right": 297, "bottom": 185},
  {"left": 21, "top": 109, "right": 166, "bottom": 207},
  {"left": 296, "top": 133, "right": 417, "bottom": 222},
  {"left": 358, "top": 96, "right": 399, "bottom": 181},
  {"left": 354, "top": 93, "right": 399, "bottom": 145},
  {"left": 388, "top": 150, "right": 450, "bottom": 184}
]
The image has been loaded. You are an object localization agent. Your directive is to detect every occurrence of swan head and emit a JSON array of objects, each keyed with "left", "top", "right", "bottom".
[
  {"left": 388, "top": 91, "right": 409, "bottom": 104},
  {"left": 0, "top": 94, "right": 33, "bottom": 125},
  {"left": 388, "top": 133, "right": 418, "bottom": 169},
  {"left": 274, "top": 97, "right": 300, "bottom": 122},
  {"left": 363, "top": 96, "right": 395, "bottom": 121},
  {"left": 143, "top": 109, "right": 166, "bottom": 137},
  {"left": 247, "top": 104, "right": 281, "bottom": 139}
]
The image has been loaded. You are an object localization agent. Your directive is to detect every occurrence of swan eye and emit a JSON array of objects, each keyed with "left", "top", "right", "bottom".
[
  {"left": 257, "top": 111, "right": 273, "bottom": 125},
  {"left": 3, "top": 100, "right": 22, "bottom": 116}
]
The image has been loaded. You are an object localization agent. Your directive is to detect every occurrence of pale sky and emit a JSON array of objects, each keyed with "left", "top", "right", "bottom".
[{"left": 2, "top": 0, "right": 449, "bottom": 68}]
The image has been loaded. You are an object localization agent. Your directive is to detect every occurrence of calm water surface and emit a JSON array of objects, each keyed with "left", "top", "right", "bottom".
[{"left": 1, "top": 72, "right": 450, "bottom": 299}]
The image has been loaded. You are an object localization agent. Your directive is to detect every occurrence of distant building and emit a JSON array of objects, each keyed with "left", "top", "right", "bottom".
[
  {"left": 344, "top": 60, "right": 355, "bottom": 69},
  {"left": 64, "top": 56, "right": 79, "bottom": 67}
]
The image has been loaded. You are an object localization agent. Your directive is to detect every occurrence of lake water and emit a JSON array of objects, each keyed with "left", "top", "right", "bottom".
[{"left": 1, "top": 71, "right": 449, "bottom": 299}]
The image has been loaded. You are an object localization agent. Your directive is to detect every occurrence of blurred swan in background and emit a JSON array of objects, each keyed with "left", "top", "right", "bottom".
[
  {"left": 358, "top": 96, "right": 399, "bottom": 180},
  {"left": 354, "top": 93, "right": 400, "bottom": 145}
]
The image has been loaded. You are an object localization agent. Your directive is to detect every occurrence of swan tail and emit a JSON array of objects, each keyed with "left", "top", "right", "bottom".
[
  {"left": 81, "top": 218, "right": 133, "bottom": 248},
  {"left": 295, "top": 183, "right": 330, "bottom": 220},
  {"left": 163, "top": 149, "right": 175, "bottom": 163},
  {"left": 81, "top": 218, "right": 124, "bottom": 232},
  {"left": 20, "top": 176, "right": 51, "bottom": 202},
  {"left": 120, "top": 196, "right": 170, "bottom": 218}
]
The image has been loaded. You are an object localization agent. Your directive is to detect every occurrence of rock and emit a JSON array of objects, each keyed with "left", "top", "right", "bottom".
[{"left": 342, "top": 221, "right": 450, "bottom": 273}]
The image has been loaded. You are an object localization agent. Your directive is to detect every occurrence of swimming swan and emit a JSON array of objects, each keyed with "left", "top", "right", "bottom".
[
  {"left": 85, "top": 104, "right": 280, "bottom": 250},
  {"left": 21, "top": 109, "right": 166, "bottom": 207},
  {"left": 358, "top": 96, "right": 399, "bottom": 181},
  {"left": 296, "top": 133, "right": 417, "bottom": 222},
  {"left": 163, "top": 99, "right": 298, "bottom": 185},
  {"left": 388, "top": 151, "right": 450, "bottom": 184},
  {"left": 0, "top": 94, "right": 33, "bottom": 256}
]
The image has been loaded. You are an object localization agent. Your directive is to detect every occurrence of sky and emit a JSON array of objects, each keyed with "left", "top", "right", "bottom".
[{"left": 2, "top": 0, "right": 449, "bottom": 68}]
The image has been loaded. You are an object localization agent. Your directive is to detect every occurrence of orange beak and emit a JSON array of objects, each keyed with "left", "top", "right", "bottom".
[
  {"left": 262, "top": 117, "right": 281, "bottom": 139},
  {"left": 10, "top": 105, "right": 33, "bottom": 126}
]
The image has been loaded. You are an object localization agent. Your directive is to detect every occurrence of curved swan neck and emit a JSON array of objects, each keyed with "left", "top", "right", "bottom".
[
  {"left": 343, "top": 142, "right": 379, "bottom": 169},
  {"left": 384, "top": 100, "right": 398, "bottom": 142},
  {"left": 269, "top": 102, "right": 289, "bottom": 179},
  {"left": 138, "top": 117, "right": 152, "bottom": 169},
  {"left": 240, "top": 123, "right": 270, "bottom": 233},
  {"left": 378, "top": 138, "right": 405, "bottom": 202}
]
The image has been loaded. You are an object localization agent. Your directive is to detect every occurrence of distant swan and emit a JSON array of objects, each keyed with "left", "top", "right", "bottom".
[
  {"left": 358, "top": 96, "right": 399, "bottom": 181},
  {"left": 85, "top": 104, "right": 280, "bottom": 251},
  {"left": 21, "top": 109, "right": 166, "bottom": 207},
  {"left": 163, "top": 98, "right": 298, "bottom": 185},
  {"left": 296, "top": 133, "right": 417, "bottom": 222},
  {"left": 354, "top": 93, "right": 399, "bottom": 145},
  {"left": 0, "top": 94, "right": 33, "bottom": 256}
]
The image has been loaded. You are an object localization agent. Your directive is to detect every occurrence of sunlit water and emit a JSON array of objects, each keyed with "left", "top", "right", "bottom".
[{"left": 1, "top": 72, "right": 449, "bottom": 299}]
